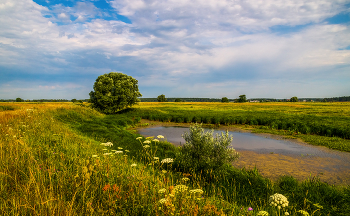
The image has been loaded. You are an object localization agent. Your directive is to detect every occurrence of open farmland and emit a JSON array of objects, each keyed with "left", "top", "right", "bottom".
[{"left": 126, "top": 102, "right": 350, "bottom": 152}]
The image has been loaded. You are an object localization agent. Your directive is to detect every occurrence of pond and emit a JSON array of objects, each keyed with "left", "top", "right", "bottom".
[{"left": 138, "top": 126, "right": 350, "bottom": 186}]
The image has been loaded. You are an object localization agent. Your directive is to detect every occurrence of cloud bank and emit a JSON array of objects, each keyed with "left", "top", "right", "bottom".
[{"left": 0, "top": 0, "right": 349, "bottom": 99}]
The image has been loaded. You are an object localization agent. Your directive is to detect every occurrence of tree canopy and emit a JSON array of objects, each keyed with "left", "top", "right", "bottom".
[
  {"left": 290, "top": 96, "right": 298, "bottom": 102},
  {"left": 221, "top": 97, "right": 229, "bottom": 103},
  {"left": 89, "top": 72, "right": 142, "bottom": 114},
  {"left": 238, "top": 95, "right": 247, "bottom": 103},
  {"left": 157, "top": 94, "right": 168, "bottom": 102}
]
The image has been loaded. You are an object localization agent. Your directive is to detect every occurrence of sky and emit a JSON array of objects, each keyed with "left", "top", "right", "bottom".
[{"left": 0, "top": 0, "right": 350, "bottom": 100}]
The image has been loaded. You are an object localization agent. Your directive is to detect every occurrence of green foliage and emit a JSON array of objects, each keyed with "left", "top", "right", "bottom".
[
  {"left": 2, "top": 103, "right": 350, "bottom": 215},
  {"left": 238, "top": 95, "right": 247, "bottom": 103},
  {"left": 175, "top": 98, "right": 182, "bottom": 102},
  {"left": 0, "top": 105, "right": 15, "bottom": 111},
  {"left": 89, "top": 72, "right": 142, "bottom": 114},
  {"left": 15, "top": 97, "right": 23, "bottom": 102},
  {"left": 125, "top": 103, "right": 350, "bottom": 143},
  {"left": 157, "top": 94, "right": 168, "bottom": 102},
  {"left": 71, "top": 99, "right": 77, "bottom": 103},
  {"left": 221, "top": 97, "right": 229, "bottom": 103},
  {"left": 290, "top": 96, "right": 298, "bottom": 102},
  {"left": 179, "top": 124, "right": 239, "bottom": 172}
]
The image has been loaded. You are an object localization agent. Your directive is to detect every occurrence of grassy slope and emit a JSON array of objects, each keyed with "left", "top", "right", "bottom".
[{"left": 1, "top": 103, "right": 349, "bottom": 215}]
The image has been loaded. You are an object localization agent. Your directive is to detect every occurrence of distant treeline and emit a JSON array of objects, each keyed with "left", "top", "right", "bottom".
[
  {"left": 140, "top": 98, "right": 227, "bottom": 102},
  {"left": 1, "top": 96, "right": 350, "bottom": 103},
  {"left": 0, "top": 99, "right": 89, "bottom": 102},
  {"left": 322, "top": 96, "right": 350, "bottom": 102}
]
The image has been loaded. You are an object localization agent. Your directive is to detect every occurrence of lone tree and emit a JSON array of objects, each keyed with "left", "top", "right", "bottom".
[
  {"left": 175, "top": 98, "right": 182, "bottom": 102},
  {"left": 238, "top": 95, "right": 247, "bottom": 103},
  {"left": 16, "top": 98, "right": 23, "bottom": 102},
  {"left": 290, "top": 96, "right": 298, "bottom": 102},
  {"left": 89, "top": 72, "right": 142, "bottom": 114},
  {"left": 157, "top": 94, "right": 168, "bottom": 102},
  {"left": 221, "top": 97, "right": 229, "bottom": 103}
]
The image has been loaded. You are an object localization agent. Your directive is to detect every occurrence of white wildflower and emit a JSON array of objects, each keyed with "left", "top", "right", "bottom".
[
  {"left": 189, "top": 189, "right": 203, "bottom": 194},
  {"left": 153, "top": 139, "right": 159, "bottom": 142},
  {"left": 157, "top": 135, "right": 164, "bottom": 139},
  {"left": 136, "top": 137, "right": 143, "bottom": 140},
  {"left": 143, "top": 140, "right": 151, "bottom": 144},
  {"left": 161, "top": 158, "right": 174, "bottom": 163},
  {"left": 269, "top": 193, "right": 289, "bottom": 210},
  {"left": 159, "top": 198, "right": 168, "bottom": 204},
  {"left": 118, "top": 147, "right": 123, "bottom": 150},
  {"left": 131, "top": 163, "right": 137, "bottom": 167},
  {"left": 158, "top": 188, "right": 166, "bottom": 194},
  {"left": 174, "top": 185, "right": 188, "bottom": 193},
  {"left": 257, "top": 211, "right": 269, "bottom": 216},
  {"left": 143, "top": 145, "right": 150, "bottom": 148},
  {"left": 115, "top": 151, "right": 123, "bottom": 154},
  {"left": 101, "top": 142, "right": 113, "bottom": 147}
]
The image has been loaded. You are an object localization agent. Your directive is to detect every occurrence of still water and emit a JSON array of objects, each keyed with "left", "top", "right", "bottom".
[{"left": 138, "top": 126, "right": 350, "bottom": 185}]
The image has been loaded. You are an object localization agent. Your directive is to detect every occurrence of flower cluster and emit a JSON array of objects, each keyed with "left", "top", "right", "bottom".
[
  {"left": 143, "top": 145, "right": 150, "bottom": 148},
  {"left": 158, "top": 188, "right": 167, "bottom": 194},
  {"left": 157, "top": 135, "right": 164, "bottom": 139},
  {"left": 101, "top": 142, "right": 113, "bottom": 147},
  {"left": 269, "top": 193, "right": 289, "bottom": 210},
  {"left": 174, "top": 185, "right": 188, "bottom": 193},
  {"left": 115, "top": 151, "right": 123, "bottom": 154},
  {"left": 182, "top": 177, "right": 190, "bottom": 182},
  {"left": 257, "top": 211, "right": 269, "bottom": 216},
  {"left": 143, "top": 140, "right": 151, "bottom": 144},
  {"left": 136, "top": 137, "right": 142, "bottom": 140},
  {"left": 131, "top": 164, "right": 137, "bottom": 167},
  {"left": 189, "top": 189, "right": 203, "bottom": 194},
  {"left": 161, "top": 158, "right": 174, "bottom": 164},
  {"left": 159, "top": 198, "right": 168, "bottom": 204}
]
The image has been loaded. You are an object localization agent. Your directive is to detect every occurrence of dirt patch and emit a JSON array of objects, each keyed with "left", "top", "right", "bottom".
[{"left": 232, "top": 150, "right": 350, "bottom": 186}]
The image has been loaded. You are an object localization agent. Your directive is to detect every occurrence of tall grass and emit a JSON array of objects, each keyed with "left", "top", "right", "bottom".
[{"left": 0, "top": 103, "right": 349, "bottom": 215}]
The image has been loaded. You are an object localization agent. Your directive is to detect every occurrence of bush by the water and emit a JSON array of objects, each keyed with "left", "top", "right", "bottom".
[{"left": 179, "top": 124, "right": 239, "bottom": 172}]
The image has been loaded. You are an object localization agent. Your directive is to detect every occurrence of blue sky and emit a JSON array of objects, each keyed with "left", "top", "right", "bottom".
[{"left": 0, "top": 0, "right": 350, "bottom": 100}]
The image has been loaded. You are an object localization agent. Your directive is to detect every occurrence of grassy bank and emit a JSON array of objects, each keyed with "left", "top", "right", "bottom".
[{"left": 1, "top": 102, "right": 349, "bottom": 215}]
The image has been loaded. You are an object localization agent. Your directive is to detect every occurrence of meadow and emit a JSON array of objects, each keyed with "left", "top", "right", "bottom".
[
  {"left": 125, "top": 102, "right": 350, "bottom": 152},
  {"left": 1, "top": 102, "right": 350, "bottom": 215}
]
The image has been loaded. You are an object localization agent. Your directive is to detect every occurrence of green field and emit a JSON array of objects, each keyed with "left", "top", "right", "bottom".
[
  {"left": 1, "top": 102, "right": 350, "bottom": 215},
  {"left": 125, "top": 102, "right": 350, "bottom": 152}
]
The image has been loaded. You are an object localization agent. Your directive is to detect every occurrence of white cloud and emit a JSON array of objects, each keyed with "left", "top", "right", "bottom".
[{"left": 0, "top": 0, "right": 349, "bottom": 99}]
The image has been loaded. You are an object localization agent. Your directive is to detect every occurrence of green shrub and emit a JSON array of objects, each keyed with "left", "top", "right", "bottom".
[{"left": 178, "top": 124, "right": 239, "bottom": 172}]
